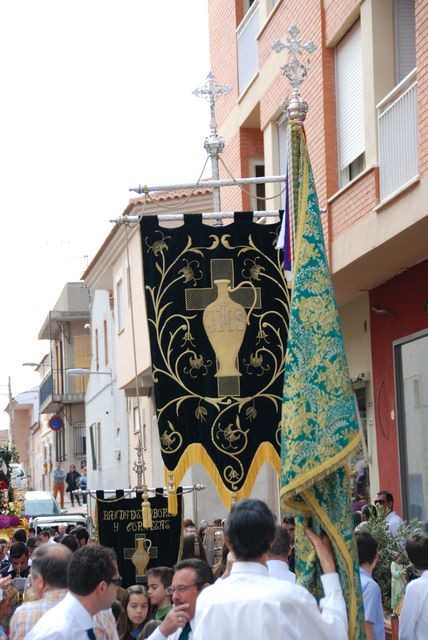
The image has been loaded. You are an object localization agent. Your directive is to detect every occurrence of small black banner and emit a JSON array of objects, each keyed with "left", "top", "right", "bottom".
[{"left": 96, "top": 490, "right": 183, "bottom": 587}]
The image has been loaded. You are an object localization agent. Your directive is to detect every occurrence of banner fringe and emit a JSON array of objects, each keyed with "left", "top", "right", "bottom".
[{"left": 164, "top": 442, "right": 280, "bottom": 510}]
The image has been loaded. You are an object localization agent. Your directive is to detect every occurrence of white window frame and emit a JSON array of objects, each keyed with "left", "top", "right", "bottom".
[
  {"left": 335, "top": 20, "right": 365, "bottom": 188},
  {"left": 116, "top": 277, "right": 125, "bottom": 333}
]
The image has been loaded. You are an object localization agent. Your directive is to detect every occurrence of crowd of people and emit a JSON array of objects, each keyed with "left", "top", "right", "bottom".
[
  {"left": 52, "top": 461, "right": 87, "bottom": 509},
  {"left": 0, "top": 492, "right": 425, "bottom": 639}
]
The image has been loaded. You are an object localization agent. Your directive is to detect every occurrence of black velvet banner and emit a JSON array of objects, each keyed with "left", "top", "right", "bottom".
[
  {"left": 96, "top": 490, "right": 183, "bottom": 587},
  {"left": 141, "top": 213, "right": 289, "bottom": 507}
]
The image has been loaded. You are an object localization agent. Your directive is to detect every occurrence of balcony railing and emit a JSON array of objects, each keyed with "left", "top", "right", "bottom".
[
  {"left": 377, "top": 68, "right": 419, "bottom": 202},
  {"left": 39, "top": 369, "right": 88, "bottom": 412},
  {"left": 237, "top": 0, "right": 260, "bottom": 94}
]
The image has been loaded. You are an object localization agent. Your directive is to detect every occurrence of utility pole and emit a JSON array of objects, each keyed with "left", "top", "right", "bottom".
[{"left": 8, "top": 377, "right": 15, "bottom": 445}]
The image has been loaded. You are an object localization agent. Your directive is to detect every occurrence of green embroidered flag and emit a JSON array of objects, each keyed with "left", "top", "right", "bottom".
[{"left": 280, "top": 123, "right": 365, "bottom": 640}]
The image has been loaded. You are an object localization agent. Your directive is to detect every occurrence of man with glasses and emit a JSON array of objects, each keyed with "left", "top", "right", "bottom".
[
  {"left": 374, "top": 491, "right": 403, "bottom": 535},
  {"left": 25, "top": 545, "right": 121, "bottom": 640},
  {"left": 149, "top": 559, "right": 214, "bottom": 640}
]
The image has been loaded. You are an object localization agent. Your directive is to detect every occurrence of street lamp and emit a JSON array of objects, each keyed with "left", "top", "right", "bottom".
[{"left": 66, "top": 369, "right": 112, "bottom": 377}]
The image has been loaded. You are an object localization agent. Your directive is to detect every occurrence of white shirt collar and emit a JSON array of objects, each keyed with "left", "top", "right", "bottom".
[{"left": 230, "top": 561, "right": 268, "bottom": 576}]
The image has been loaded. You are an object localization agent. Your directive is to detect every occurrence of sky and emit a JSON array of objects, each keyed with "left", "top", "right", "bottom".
[{"left": 0, "top": 1, "right": 212, "bottom": 429}]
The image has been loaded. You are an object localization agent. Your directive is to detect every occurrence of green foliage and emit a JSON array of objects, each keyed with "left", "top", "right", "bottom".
[
  {"left": 0, "top": 444, "right": 20, "bottom": 481},
  {"left": 361, "top": 512, "right": 421, "bottom": 612}
]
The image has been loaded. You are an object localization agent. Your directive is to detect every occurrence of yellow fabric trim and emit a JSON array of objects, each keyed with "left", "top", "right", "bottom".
[
  {"left": 164, "top": 442, "right": 280, "bottom": 510},
  {"left": 280, "top": 432, "right": 361, "bottom": 502},
  {"left": 301, "top": 488, "right": 358, "bottom": 640}
]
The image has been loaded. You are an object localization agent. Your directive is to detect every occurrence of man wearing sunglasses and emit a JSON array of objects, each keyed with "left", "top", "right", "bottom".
[
  {"left": 149, "top": 559, "right": 214, "bottom": 640},
  {"left": 25, "top": 545, "right": 121, "bottom": 640},
  {"left": 374, "top": 491, "right": 403, "bottom": 535}
]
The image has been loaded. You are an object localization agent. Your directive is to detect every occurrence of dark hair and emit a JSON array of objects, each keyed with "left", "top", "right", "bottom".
[
  {"left": 67, "top": 545, "right": 117, "bottom": 595},
  {"left": 112, "top": 599, "right": 127, "bottom": 639},
  {"left": 376, "top": 490, "right": 394, "bottom": 504},
  {"left": 10, "top": 542, "right": 28, "bottom": 559},
  {"left": 181, "top": 533, "right": 207, "bottom": 562},
  {"left": 120, "top": 585, "right": 151, "bottom": 640},
  {"left": 61, "top": 535, "right": 79, "bottom": 553},
  {"left": 71, "top": 527, "right": 90, "bottom": 543},
  {"left": 31, "top": 543, "right": 72, "bottom": 588},
  {"left": 212, "top": 543, "right": 229, "bottom": 578},
  {"left": 40, "top": 529, "right": 50, "bottom": 539},
  {"left": 174, "top": 558, "right": 214, "bottom": 589},
  {"left": 356, "top": 531, "right": 378, "bottom": 565},
  {"left": 361, "top": 504, "right": 377, "bottom": 519},
  {"left": 406, "top": 532, "right": 428, "bottom": 571},
  {"left": 224, "top": 499, "right": 276, "bottom": 561},
  {"left": 268, "top": 525, "right": 290, "bottom": 558},
  {"left": 352, "top": 511, "right": 362, "bottom": 527},
  {"left": 27, "top": 536, "right": 39, "bottom": 550},
  {"left": 146, "top": 566, "right": 174, "bottom": 588},
  {"left": 282, "top": 514, "right": 295, "bottom": 525},
  {"left": 183, "top": 518, "right": 195, "bottom": 529},
  {"left": 28, "top": 527, "right": 36, "bottom": 536},
  {"left": 12, "top": 528, "right": 27, "bottom": 544}
]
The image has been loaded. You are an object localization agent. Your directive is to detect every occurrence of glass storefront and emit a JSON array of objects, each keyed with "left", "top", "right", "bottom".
[{"left": 395, "top": 331, "right": 428, "bottom": 521}]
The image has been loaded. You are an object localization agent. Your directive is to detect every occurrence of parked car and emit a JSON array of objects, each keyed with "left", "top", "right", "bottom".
[{"left": 23, "top": 491, "right": 92, "bottom": 535}]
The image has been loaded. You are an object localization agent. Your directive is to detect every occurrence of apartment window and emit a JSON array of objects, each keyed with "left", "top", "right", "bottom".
[
  {"left": 395, "top": 0, "right": 416, "bottom": 83},
  {"left": 95, "top": 328, "right": 99, "bottom": 371},
  {"left": 55, "top": 428, "right": 66, "bottom": 462},
  {"left": 127, "top": 263, "right": 132, "bottom": 307},
  {"left": 335, "top": 20, "right": 365, "bottom": 188},
  {"left": 116, "top": 278, "right": 125, "bottom": 332},
  {"left": 73, "top": 422, "right": 86, "bottom": 458},
  {"left": 89, "top": 422, "right": 102, "bottom": 470},
  {"left": 395, "top": 331, "right": 428, "bottom": 520},
  {"left": 103, "top": 320, "right": 109, "bottom": 366},
  {"left": 250, "top": 161, "right": 266, "bottom": 211},
  {"left": 133, "top": 406, "right": 141, "bottom": 434}
]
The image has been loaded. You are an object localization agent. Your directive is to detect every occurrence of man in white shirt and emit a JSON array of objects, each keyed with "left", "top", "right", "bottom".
[
  {"left": 266, "top": 525, "right": 295, "bottom": 583},
  {"left": 374, "top": 491, "right": 403, "bottom": 535},
  {"left": 194, "top": 498, "right": 348, "bottom": 640},
  {"left": 149, "top": 559, "right": 214, "bottom": 640},
  {"left": 399, "top": 532, "right": 428, "bottom": 640},
  {"left": 24, "top": 545, "right": 121, "bottom": 640}
]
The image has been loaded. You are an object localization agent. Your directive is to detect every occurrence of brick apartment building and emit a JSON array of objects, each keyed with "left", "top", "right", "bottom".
[{"left": 208, "top": 0, "right": 428, "bottom": 519}]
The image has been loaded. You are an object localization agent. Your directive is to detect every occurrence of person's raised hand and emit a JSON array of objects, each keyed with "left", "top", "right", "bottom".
[
  {"left": 159, "top": 603, "right": 190, "bottom": 636},
  {"left": 306, "top": 528, "right": 336, "bottom": 574}
]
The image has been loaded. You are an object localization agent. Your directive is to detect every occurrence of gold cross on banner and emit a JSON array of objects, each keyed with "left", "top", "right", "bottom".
[
  {"left": 185, "top": 258, "right": 261, "bottom": 397},
  {"left": 123, "top": 534, "right": 158, "bottom": 582}
]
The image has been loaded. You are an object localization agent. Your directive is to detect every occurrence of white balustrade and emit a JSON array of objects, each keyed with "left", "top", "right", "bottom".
[{"left": 377, "top": 69, "right": 419, "bottom": 201}]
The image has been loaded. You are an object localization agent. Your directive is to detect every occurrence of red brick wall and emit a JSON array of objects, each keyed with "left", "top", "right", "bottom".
[
  {"left": 324, "top": 0, "right": 362, "bottom": 43},
  {"left": 330, "top": 168, "right": 379, "bottom": 237},
  {"left": 219, "top": 128, "right": 264, "bottom": 211},
  {"left": 208, "top": 0, "right": 239, "bottom": 128}
]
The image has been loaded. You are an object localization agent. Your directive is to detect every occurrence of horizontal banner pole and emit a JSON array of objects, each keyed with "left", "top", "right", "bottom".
[
  {"left": 78, "top": 483, "right": 207, "bottom": 495},
  {"left": 110, "top": 210, "right": 281, "bottom": 225},
  {"left": 129, "top": 175, "right": 286, "bottom": 194}
]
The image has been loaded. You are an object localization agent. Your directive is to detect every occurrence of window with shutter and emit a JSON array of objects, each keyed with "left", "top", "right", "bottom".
[
  {"left": 335, "top": 20, "right": 365, "bottom": 188},
  {"left": 395, "top": 0, "right": 416, "bottom": 83}
]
